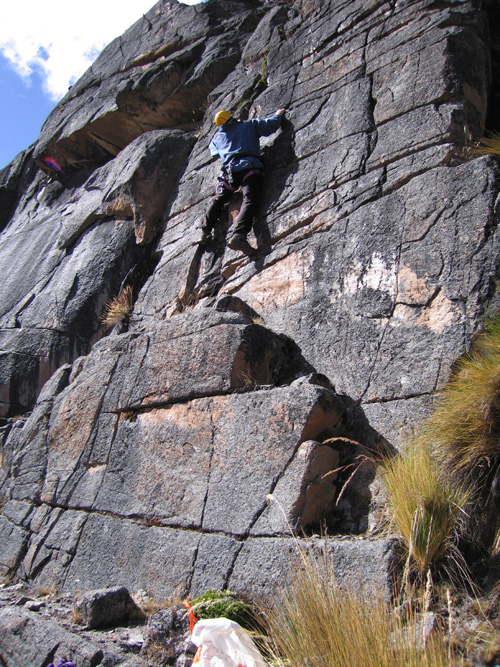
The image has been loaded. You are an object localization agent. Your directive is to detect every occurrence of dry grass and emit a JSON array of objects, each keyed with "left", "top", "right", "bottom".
[
  {"left": 414, "top": 317, "right": 500, "bottom": 546},
  {"left": 259, "top": 548, "right": 459, "bottom": 667},
  {"left": 143, "top": 638, "right": 175, "bottom": 666},
  {"left": 138, "top": 597, "right": 172, "bottom": 618},
  {"left": 472, "top": 132, "right": 500, "bottom": 157},
  {"left": 375, "top": 313, "right": 500, "bottom": 572},
  {"left": 426, "top": 354, "right": 500, "bottom": 486},
  {"left": 100, "top": 285, "right": 133, "bottom": 328},
  {"left": 380, "top": 440, "right": 469, "bottom": 578},
  {"left": 71, "top": 605, "right": 84, "bottom": 625},
  {"left": 133, "top": 587, "right": 184, "bottom": 618},
  {"left": 36, "top": 582, "right": 59, "bottom": 597}
]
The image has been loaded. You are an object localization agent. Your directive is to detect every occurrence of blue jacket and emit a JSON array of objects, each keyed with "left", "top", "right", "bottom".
[{"left": 209, "top": 114, "right": 283, "bottom": 172}]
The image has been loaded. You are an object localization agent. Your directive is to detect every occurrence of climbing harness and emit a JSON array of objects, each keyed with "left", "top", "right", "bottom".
[{"left": 219, "top": 154, "right": 263, "bottom": 191}]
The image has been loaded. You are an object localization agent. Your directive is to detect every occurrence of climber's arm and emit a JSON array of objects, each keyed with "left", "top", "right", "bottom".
[{"left": 252, "top": 109, "right": 286, "bottom": 137}]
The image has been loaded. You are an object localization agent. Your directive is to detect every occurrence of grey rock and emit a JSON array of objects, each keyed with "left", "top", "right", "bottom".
[
  {"left": 229, "top": 536, "right": 399, "bottom": 601},
  {"left": 2, "top": 500, "right": 33, "bottom": 527},
  {"left": 62, "top": 515, "right": 199, "bottom": 597},
  {"left": 23, "top": 599, "right": 46, "bottom": 612},
  {"left": 0, "top": 128, "right": 192, "bottom": 418},
  {"left": 0, "top": 607, "right": 106, "bottom": 667},
  {"left": 101, "top": 312, "right": 314, "bottom": 412},
  {"left": 54, "top": 129, "right": 196, "bottom": 249},
  {"left": 251, "top": 440, "right": 340, "bottom": 535},
  {"left": 0, "top": 0, "right": 497, "bottom": 612},
  {"left": 74, "top": 586, "right": 144, "bottom": 629},
  {"left": 0, "top": 146, "right": 37, "bottom": 230},
  {"left": 14, "top": 597, "right": 31, "bottom": 606},
  {"left": 0, "top": 517, "right": 29, "bottom": 575},
  {"left": 142, "top": 606, "right": 194, "bottom": 664}
]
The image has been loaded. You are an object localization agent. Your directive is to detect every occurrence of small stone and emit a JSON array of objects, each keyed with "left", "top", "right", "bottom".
[
  {"left": 24, "top": 600, "right": 46, "bottom": 612},
  {"left": 15, "top": 596, "right": 32, "bottom": 606}
]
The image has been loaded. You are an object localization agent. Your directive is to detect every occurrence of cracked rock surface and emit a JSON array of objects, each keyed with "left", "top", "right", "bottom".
[{"left": 0, "top": 0, "right": 499, "bottom": 652}]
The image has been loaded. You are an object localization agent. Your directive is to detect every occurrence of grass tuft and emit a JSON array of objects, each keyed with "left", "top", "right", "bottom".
[
  {"left": 472, "top": 132, "right": 500, "bottom": 158},
  {"left": 380, "top": 440, "right": 469, "bottom": 578},
  {"left": 259, "top": 547, "right": 458, "bottom": 667},
  {"left": 376, "top": 312, "right": 500, "bottom": 572},
  {"left": 414, "top": 317, "right": 500, "bottom": 547},
  {"left": 100, "top": 285, "right": 133, "bottom": 328}
]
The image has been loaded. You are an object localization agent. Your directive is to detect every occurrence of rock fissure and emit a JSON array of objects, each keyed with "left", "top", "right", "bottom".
[
  {"left": 9, "top": 499, "right": 279, "bottom": 543},
  {"left": 60, "top": 514, "right": 91, "bottom": 579},
  {"left": 361, "top": 388, "right": 438, "bottom": 406},
  {"left": 199, "top": 411, "right": 216, "bottom": 532},
  {"left": 107, "top": 385, "right": 262, "bottom": 414}
]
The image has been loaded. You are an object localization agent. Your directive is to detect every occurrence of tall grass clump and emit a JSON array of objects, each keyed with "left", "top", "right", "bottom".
[
  {"left": 415, "top": 316, "right": 500, "bottom": 545},
  {"left": 380, "top": 440, "right": 469, "bottom": 580},
  {"left": 375, "top": 313, "right": 500, "bottom": 574},
  {"left": 260, "top": 548, "right": 458, "bottom": 667}
]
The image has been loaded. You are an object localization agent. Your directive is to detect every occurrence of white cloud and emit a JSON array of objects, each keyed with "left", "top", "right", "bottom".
[{"left": 0, "top": 0, "right": 202, "bottom": 101}]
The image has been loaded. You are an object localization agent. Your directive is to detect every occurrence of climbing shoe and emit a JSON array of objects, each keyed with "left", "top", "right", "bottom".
[{"left": 227, "top": 235, "right": 256, "bottom": 257}]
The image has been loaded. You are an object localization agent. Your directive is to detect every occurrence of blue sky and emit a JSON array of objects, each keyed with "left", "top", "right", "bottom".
[
  {"left": 0, "top": 0, "right": 202, "bottom": 171},
  {"left": 0, "top": 55, "right": 54, "bottom": 168}
]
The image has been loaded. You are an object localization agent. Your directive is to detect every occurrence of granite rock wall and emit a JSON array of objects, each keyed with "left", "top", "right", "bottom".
[{"left": 0, "top": 0, "right": 499, "bottom": 612}]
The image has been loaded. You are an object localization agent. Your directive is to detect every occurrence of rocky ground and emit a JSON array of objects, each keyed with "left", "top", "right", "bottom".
[
  {"left": 0, "top": 581, "right": 196, "bottom": 666},
  {"left": 3, "top": 578, "right": 500, "bottom": 666}
]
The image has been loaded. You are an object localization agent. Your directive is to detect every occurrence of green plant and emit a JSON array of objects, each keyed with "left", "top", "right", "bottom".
[
  {"left": 380, "top": 440, "right": 468, "bottom": 579},
  {"left": 259, "top": 54, "right": 269, "bottom": 88},
  {"left": 100, "top": 285, "right": 133, "bottom": 328},
  {"left": 259, "top": 547, "right": 459, "bottom": 667},
  {"left": 190, "top": 589, "right": 253, "bottom": 629}
]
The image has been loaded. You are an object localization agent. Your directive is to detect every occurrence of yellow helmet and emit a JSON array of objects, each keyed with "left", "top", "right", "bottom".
[{"left": 214, "top": 110, "right": 232, "bottom": 126}]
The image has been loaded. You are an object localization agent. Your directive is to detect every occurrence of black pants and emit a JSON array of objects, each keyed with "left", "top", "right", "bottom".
[{"left": 203, "top": 170, "right": 263, "bottom": 238}]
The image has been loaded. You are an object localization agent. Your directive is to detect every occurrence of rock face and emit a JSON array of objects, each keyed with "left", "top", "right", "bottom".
[{"left": 0, "top": 0, "right": 499, "bottom": 622}]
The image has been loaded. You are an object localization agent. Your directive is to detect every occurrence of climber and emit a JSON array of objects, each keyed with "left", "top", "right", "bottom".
[{"left": 200, "top": 108, "right": 286, "bottom": 256}]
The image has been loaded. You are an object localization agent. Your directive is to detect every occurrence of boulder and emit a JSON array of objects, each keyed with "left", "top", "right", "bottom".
[
  {"left": 74, "top": 586, "right": 144, "bottom": 629},
  {"left": 141, "top": 606, "right": 195, "bottom": 665}
]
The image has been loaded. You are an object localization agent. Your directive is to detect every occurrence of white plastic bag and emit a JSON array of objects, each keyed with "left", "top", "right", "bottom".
[{"left": 191, "top": 617, "right": 269, "bottom": 667}]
